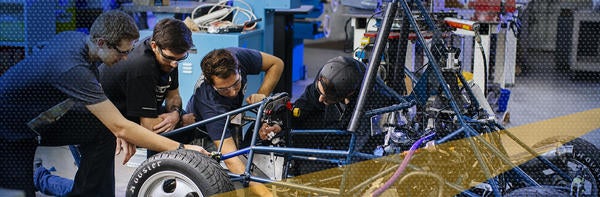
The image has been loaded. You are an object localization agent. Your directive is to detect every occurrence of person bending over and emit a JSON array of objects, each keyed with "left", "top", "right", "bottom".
[{"left": 182, "top": 47, "right": 284, "bottom": 197}]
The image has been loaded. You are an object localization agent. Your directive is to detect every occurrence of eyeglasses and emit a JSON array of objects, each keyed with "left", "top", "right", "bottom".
[
  {"left": 108, "top": 44, "right": 134, "bottom": 55},
  {"left": 158, "top": 46, "right": 188, "bottom": 63},
  {"left": 317, "top": 77, "right": 342, "bottom": 104},
  {"left": 213, "top": 74, "right": 242, "bottom": 94}
]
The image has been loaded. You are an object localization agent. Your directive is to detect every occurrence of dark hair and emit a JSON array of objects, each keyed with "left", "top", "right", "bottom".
[
  {"left": 152, "top": 18, "right": 193, "bottom": 54},
  {"left": 318, "top": 56, "right": 365, "bottom": 100},
  {"left": 201, "top": 49, "right": 238, "bottom": 85},
  {"left": 89, "top": 10, "right": 139, "bottom": 46}
]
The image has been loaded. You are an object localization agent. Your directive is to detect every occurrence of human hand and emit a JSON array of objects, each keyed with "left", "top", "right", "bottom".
[
  {"left": 259, "top": 123, "right": 282, "bottom": 140},
  {"left": 115, "top": 138, "right": 137, "bottom": 165},
  {"left": 181, "top": 113, "right": 196, "bottom": 126},
  {"left": 153, "top": 111, "right": 179, "bottom": 133},
  {"left": 183, "top": 144, "right": 210, "bottom": 156},
  {"left": 245, "top": 93, "right": 266, "bottom": 104}
]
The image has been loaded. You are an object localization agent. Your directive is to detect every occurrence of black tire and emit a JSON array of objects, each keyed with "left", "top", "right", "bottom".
[
  {"left": 521, "top": 136, "right": 600, "bottom": 197},
  {"left": 189, "top": 133, "right": 218, "bottom": 152},
  {"left": 505, "top": 186, "right": 569, "bottom": 197},
  {"left": 126, "top": 149, "right": 234, "bottom": 197}
]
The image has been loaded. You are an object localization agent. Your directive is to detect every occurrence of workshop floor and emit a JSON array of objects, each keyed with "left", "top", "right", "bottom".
[{"left": 34, "top": 39, "right": 600, "bottom": 196}]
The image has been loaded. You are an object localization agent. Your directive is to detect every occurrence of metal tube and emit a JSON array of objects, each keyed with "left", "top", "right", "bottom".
[
  {"left": 163, "top": 92, "right": 288, "bottom": 138},
  {"left": 348, "top": 0, "right": 398, "bottom": 132},
  {"left": 217, "top": 115, "right": 231, "bottom": 152},
  {"left": 463, "top": 131, "right": 502, "bottom": 197},
  {"left": 245, "top": 95, "right": 271, "bottom": 177},
  {"left": 288, "top": 155, "right": 343, "bottom": 164},
  {"left": 464, "top": 127, "right": 540, "bottom": 187},
  {"left": 252, "top": 146, "right": 350, "bottom": 157},
  {"left": 398, "top": 0, "right": 467, "bottom": 127},
  {"left": 364, "top": 100, "right": 415, "bottom": 117},
  {"left": 494, "top": 123, "right": 573, "bottom": 182},
  {"left": 162, "top": 101, "right": 263, "bottom": 137},
  {"left": 221, "top": 147, "right": 251, "bottom": 160},
  {"left": 289, "top": 129, "right": 349, "bottom": 135},
  {"left": 249, "top": 176, "right": 339, "bottom": 196}
]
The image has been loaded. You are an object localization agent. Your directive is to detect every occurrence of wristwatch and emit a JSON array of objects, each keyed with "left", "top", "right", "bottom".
[
  {"left": 173, "top": 107, "right": 183, "bottom": 117},
  {"left": 173, "top": 107, "right": 184, "bottom": 125}
]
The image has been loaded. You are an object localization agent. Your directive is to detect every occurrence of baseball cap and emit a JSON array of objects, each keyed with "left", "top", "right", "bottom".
[{"left": 317, "top": 56, "right": 365, "bottom": 102}]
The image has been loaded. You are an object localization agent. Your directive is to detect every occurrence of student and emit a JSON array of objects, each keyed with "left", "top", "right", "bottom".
[
  {"left": 31, "top": 17, "right": 196, "bottom": 197},
  {"left": 182, "top": 47, "right": 284, "bottom": 197},
  {"left": 100, "top": 18, "right": 191, "bottom": 135},
  {"left": 0, "top": 10, "right": 207, "bottom": 197},
  {"left": 262, "top": 56, "right": 398, "bottom": 176},
  {"left": 259, "top": 56, "right": 370, "bottom": 138}
]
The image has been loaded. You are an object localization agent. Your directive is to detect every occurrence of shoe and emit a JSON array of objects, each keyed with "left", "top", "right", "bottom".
[{"left": 34, "top": 158, "right": 43, "bottom": 170}]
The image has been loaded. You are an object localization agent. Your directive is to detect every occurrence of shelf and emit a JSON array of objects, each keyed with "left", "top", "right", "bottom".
[
  {"left": 121, "top": 1, "right": 206, "bottom": 14},
  {"left": 0, "top": 0, "right": 55, "bottom": 56}
]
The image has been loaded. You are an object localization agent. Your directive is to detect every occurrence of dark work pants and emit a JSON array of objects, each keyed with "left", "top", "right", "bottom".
[{"left": 0, "top": 110, "right": 116, "bottom": 197}]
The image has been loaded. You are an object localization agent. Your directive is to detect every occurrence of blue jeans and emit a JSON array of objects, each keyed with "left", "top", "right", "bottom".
[
  {"left": 33, "top": 167, "right": 73, "bottom": 196},
  {"left": 1, "top": 109, "right": 116, "bottom": 197}
]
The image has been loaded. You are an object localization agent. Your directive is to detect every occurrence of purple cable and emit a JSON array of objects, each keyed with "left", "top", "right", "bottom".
[{"left": 372, "top": 132, "right": 436, "bottom": 197}]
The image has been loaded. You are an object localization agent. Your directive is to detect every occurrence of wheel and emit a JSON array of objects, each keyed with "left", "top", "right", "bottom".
[
  {"left": 126, "top": 149, "right": 234, "bottom": 197},
  {"left": 505, "top": 186, "right": 569, "bottom": 197},
  {"left": 520, "top": 136, "right": 600, "bottom": 197}
]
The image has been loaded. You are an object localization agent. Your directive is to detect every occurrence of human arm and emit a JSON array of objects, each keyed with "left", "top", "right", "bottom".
[
  {"left": 258, "top": 123, "right": 282, "bottom": 140},
  {"left": 245, "top": 52, "right": 284, "bottom": 104},
  {"left": 86, "top": 99, "right": 209, "bottom": 163},
  {"left": 293, "top": 83, "right": 324, "bottom": 114},
  {"left": 152, "top": 88, "right": 182, "bottom": 132},
  {"left": 181, "top": 113, "right": 196, "bottom": 126},
  {"left": 115, "top": 138, "right": 136, "bottom": 164}
]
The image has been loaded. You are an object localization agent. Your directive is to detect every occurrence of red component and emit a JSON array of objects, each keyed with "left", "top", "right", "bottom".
[
  {"left": 286, "top": 101, "right": 293, "bottom": 110},
  {"left": 407, "top": 32, "right": 434, "bottom": 40},
  {"left": 468, "top": 0, "right": 516, "bottom": 22},
  {"left": 469, "top": 0, "right": 516, "bottom": 12},
  {"left": 388, "top": 32, "right": 400, "bottom": 39},
  {"left": 364, "top": 31, "right": 378, "bottom": 38}
]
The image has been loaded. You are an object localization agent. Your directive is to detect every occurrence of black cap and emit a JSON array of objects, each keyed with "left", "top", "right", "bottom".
[{"left": 317, "top": 56, "right": 365, "bottom": 101}]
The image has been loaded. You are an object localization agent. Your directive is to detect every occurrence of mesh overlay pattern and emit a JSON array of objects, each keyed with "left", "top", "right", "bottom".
[{"left": 1, "top": 1, "right": 600, "bottom": 196}]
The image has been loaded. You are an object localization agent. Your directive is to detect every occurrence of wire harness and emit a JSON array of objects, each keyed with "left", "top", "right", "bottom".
[{"left": 191, "top": 0, "right": 258, "bottom": 33}]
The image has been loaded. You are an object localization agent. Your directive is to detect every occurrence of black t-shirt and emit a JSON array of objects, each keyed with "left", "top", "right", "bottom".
[
  {"left": 0, "top": 32, "right": 107, "bottom": 139},
  {"left": 291, "top": 65, "right": 401, "bottom": 153},
  {"left": 99, "top": 37, "right": 179, "bottom": 123},
  {"left": 292, "top": 82, "right": 351, "bottom": 129},
  {"left": 293, "top": 79, "right": 400, "bottom": 131}
]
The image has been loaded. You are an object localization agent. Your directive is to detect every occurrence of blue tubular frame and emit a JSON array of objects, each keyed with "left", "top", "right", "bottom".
[
  {"left": 162, "top": 92, "right": 387, "bottom": 193},
  {"left": 392, "top": 0, "right": 547, "bottom": 195},
  {"left": 403, "top": 0, "right": 575, "bottom": 194},
  {"left": 153, "top": 1, "right": 574, "bottom": 196}
]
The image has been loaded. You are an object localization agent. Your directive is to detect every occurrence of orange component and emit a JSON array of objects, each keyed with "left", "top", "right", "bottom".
[{"left": 444, "top": 17, "right": 476, "bottom": 31}]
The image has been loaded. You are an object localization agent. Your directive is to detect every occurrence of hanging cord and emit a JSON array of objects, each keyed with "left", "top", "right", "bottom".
[
  {"left": 473, "top": 25, "right": 488, "bottom": 95},
  {"left": 343, "top": 17, "right": 353, "bottom": 53},
  {"left": 371, "top": 132, "right": 436, "bottom": 197}
]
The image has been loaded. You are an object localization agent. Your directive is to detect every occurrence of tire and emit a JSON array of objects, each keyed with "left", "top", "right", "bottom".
[
  {"left": 126, "top": 149, "right": 234, "bottom": 197},
  {"left": 505, "top": 186, "right": 569, "bottom": 197},
  {"left": 520, "top": 136, "right": 600, "bottom": 197},
  {"left": 189, "top": 133, "right": 218, "bottom": 152}
]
